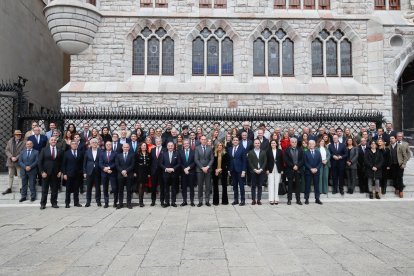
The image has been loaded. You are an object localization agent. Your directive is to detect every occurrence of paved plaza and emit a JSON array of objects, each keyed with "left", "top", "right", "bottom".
[{"left": 0, "top": 200, "right": 414, "bottom": 275}]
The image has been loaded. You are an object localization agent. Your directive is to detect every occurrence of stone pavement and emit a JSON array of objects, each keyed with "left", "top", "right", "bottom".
[{"left": 1, "top": 201, "right": 414, "bottom": 276}]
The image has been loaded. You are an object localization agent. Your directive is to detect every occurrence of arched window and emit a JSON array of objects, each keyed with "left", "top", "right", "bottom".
[
  {"left": 192, "top": 27, "right": 234, "bottom": 76},
  {"left": 252, "top": 28, "right": 294, "bottom": 76},
  {"left": 132, "top": 27, "right": 174, "bottom": 75},
  {"left": 311, "top": 29, "right": 352, "bottom": 77}
]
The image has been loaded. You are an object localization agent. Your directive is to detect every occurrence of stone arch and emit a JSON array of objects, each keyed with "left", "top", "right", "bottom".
[
  {"left": 308, "top": 21, "right": 360, "bottom": 43},
  {"left": 389, "top": 40, "right": 414, "bottom": 85},
  {"left": 248, "top": 20, "right": 301, "bottom": 43},
  {"left": 186, "top": 19, "right": 239, "bottom": 42}
]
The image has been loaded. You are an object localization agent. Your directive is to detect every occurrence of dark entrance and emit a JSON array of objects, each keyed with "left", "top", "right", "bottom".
[{"left": 396, "top": 60, "right": 414, "bottom": 135}]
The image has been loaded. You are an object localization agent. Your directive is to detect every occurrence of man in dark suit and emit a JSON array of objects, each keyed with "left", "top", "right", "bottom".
[
  {"left": 179, "top": 140, "right": 196, "bottom": 206},
  {"left": 188, "top": 132, "right": 200, "bottom": 151},
  {"left": 28, "top": 126, "right": 48, "bottom": 153},
  {"left": 357, "top": 138, "right": 368, "bottom": 193},
  {"left": 83, "top": 138, "right": 101, "bottom": 207},
  {"left": 99, "top": 141, "right": 118, "bottom": 208},
  {"left": 194, "top": 135, "right": 214, "bottom": 207},
  {"left": 373, "top": 128, "right": 390, "bottom": 145},
  {"left": 160, "top": 142, "right": 181, "bottom": 207},
  {"left": 128, "top": 134, "right": 139, "bottom": 154},
  {"left": 73, "top": 133, "right": 86, "bottom": 155},
  {"left": 18, "top": 140, "right": 38, "bottom": 202},
  {"left": 228, "top": 136, "right": 247, "bottom": 206},
  {"left": 256, "top": 129, "right": 269, "bottom": 151},
  {"left": 304, "top": 140, "right": 323, "bottom": 205},
  {"left": 115, "top": 143, "right": 135, "bottom": 209},
  {"left": 247, "top": 139, "right": 267, "bottom": 205},
  {"left": 150, "top": 137, "right": 164, "bottom": 206},
  {"left": 328, "top": 135, "right": 348, "bottom": 195},
  {"left": 111, "top": 133, "right": 123, "bottom": 154},
  {"left": 81, "top": 123, "right": 92, "bottom": 143},
  {"left": 238, "top": 121, "right": 254, "bottom": 141},
  {"left": 284, "top": 138, "right": 304, "bottom": 205},
  {"left": 240, "top": 131, "right": 253, "bottom": 152},
  {"left": 61, "top": 141, "right": 84, "bottom": 208},
  {"left": 385, "top": 122, "right": 397, "bottom": 138},
  {"left": 38, "top": 136, "right": 63, "bottom": 209}
]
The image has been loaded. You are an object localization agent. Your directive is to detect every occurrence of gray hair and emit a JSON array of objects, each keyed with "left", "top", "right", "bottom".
[
  {"left": 90, "top": 138, "right": 98, "bottom": 144},
  {"left": 290, "top": 137, "right": 297, "bottom": 143}
]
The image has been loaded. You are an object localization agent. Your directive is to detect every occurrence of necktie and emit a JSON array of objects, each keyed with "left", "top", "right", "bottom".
[
  {"left": 169, "top": 152, "right": 172, "bottom": 163},
  {"left": 186, "top": 149, "right": 189, "bottom": 162},
  {"left": 133, "top": 142, "right": 136, "bottom": 152},
  {"left": 202, "top": 146, "right": 206, "bottom": 155},
  {"left": 335, "top": 143, "right": 338, "bottom": 151},
  {"left": 124, "top": 153, "right": 127, "bottom": 161},
  {"left": 73, "top": 150, "right": 76, "bottom": 157},
  {"left": 233, "top": 146, "right": 236, "bottom": 157},
  {"left": 36, "top": 135, "right": 39, "bottom": 144},
  {"left": 156, "top": 147, "right": 160, "bottom": 158},
  {"left": 75, "top": 150, "right": 77, "bottom": 158},
  {"left": 107, "top": 151, "right": 110, "bottom": 162},
  {"left": 27, "top": 150, "right": 31, "bottom": 158},
  {"left": 113, "top": 142, "right": 116, "bottom": 151},
  {"left": 51, "top": 147, "right": 55, "bottom": 160},
  {"left": 311, "top": 150, "right": 314, "bottom": 157}
]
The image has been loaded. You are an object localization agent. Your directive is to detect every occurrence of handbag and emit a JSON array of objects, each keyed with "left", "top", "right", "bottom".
[{"left": 278, "top": 178, "right": 287, "bottom": 195}]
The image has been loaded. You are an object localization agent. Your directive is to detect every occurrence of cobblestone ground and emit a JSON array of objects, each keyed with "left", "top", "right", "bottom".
[{"left": 0, "top": 201, "right": 414, "bottom": 276}]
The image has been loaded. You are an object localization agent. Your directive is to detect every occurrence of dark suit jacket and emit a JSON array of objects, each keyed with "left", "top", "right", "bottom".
[
  {"left": 38, "top": 146, "right": 63, "bottom": 175},
  {"left": 28, "top": 135, "right": 48, "bottom": 152},
  {"left": 83, "top": 148, "right": 101, "bottom": 175},
  {"left": 212, "top": 153, "right": 229, "bottom": 173},
  {"left": 194, "top": 145, "right": 214, "bottom": 173},
  {"left": 357, "top": 145, "right": 368, "bottom": 167},
  {"left": 99, "top": 150, "right": 117, "bottom": 176},
  {"left": 76, "top": 141, "right": 86, "bottom": 155},
  {"left": 115, "top": 152, "right": 135, "bottom": 178},
  {"left": 283, "top": 147, "right": 304, "bottom": 171},
  {"left": 266, "top": 148, "right": 283, "bottom": 174},
  {"left": 247, "top": 149, "right": 267, "bottom": 172},
  {"left": 150, "top": 146, "right": 165, "bottom": 175},
  {"left": 128, "top": 141, "right": 140, "bottom": 154},
  {"left": 160, "top": 151, "right": 181, "bottom": 176},
  {"left": 373, "top": 133, "right": 390, "bottom": 145},
  {"left": 240, "top": 139, "right": 253, "bottom": 152},
  {"left": 304, "top": 150, "right": 322, "bottom": 174},
  {"left": 81, "top": 130, "right": 92, "bottom": 142},
  {"left": 328, "top": 143, "right": 348, "bottom": 163},
  {"left": 229, "top": 145, "right": 247, "bottom": 173},
  {"left": 18, "top": 148, "right": 39, "bottom": 175},
  {"left": 111, "top": 141, "right": 123, "bottom": 154},
  {"left": 179, "top": 149, "right": 196, "bottom": 173},
  {"left": 62, "top": 150, "right": 84, "bottom": 178},
  {"left": 237, "top": 128, "right": 254, "bottom": 141},
  {"left": 258, "top": 137, "right": 269, "bottom": 151}
]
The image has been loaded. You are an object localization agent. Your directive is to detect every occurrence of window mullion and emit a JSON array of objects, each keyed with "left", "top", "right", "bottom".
[
  {"left": 144, "top": 39, "right": 148, "bottom": 75},
  {"left": 264, "top": 39, "right": 268, "bottom": 77},
  {"left": 204, "top": 39, "right": 207, "bottom": 76},
  {"left": 323, "top": 39, "right": 326, "bottom": 77},
  {"left": 279, "top": 39, "right": 283, "bottom": 76},
  {"left": 159, "top": 39, "right": 163, "bottom": 75},
  {"left": 337, "top": 38, "right": 341, "bottom": 77},
  {"left": 218, "top": 37, "right": 222, "bottom": 76}
]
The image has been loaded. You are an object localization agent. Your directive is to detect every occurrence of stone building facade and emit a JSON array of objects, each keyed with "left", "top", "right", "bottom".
[{"left": 44, "top": 0, "right": 414, "bottom": 126}]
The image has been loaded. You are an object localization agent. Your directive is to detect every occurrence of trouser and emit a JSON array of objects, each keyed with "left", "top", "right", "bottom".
[
  {"left": 305, "top": 172, "right": 320, "bottom": 200},
  {"left": 251, "top": 171, "right": 265, "bottom": 201},
  {"left": 197, "top": 171, "right": 211, "bottom": 203},
  {"left": 21, "top": 171, "right": 37, "bottom": 199},
  {"left": 181, "top": 172, "right": 195, "bottom": 203},
  {"left": 345, "top": 167, "right": 357, "bottom": 192},
  {"left": 8, "top": 166, "right": 21, "bottom": 190},
  {"left": 136, "top": 178, "right": 146, "bottom": 203},
  {"left": 65, "top": 174, "right": 81, "bottom": 205},
  {"left": 151, "top": 170, "right": 164, "bottom": 204},
  {"left": 102, "top": 173, "right": 118, "bottom": 205},
  {"left": 368, "top": 178, "right": 380, "bottom": 193},
  {"left": 163, "top": 173, "right": 176, "bottom": 204},
  {"left": 357, "top": 165, "right": 368, "bottom": 193},
  {"left": 319, "top": 164, "right": 329, "bottom": 194},
  {"left": 212, "top": 173, "right": 228, "bottom": 205},
  {"left": 331, "top": 161, "right": 345, "bottom": 193},
  {"left": 287, "top": 170, "right": 301, "bottom": 201},
  {"left": 118, "top": 176, "right": 132, "bottom": 205},
  {"left": 40, "top": 172, "right": 59, "bottom": 206},
  {"left": 268, "top": 171, "right": 281, "bottom": 202},
  {"left": 86, "top": 170, "right": 101, "bottom": 204},
  {"left": 390, "top": 164, "right": 404, "bottom": 191},
  {"left": 231, "top": 171, "right": 245, "bottom": 203}
]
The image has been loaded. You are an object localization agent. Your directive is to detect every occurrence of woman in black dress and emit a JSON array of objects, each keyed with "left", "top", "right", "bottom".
[
  {"left": 377, "top": 138, "right": 390, "bottom": 195},
  {"left": 135, "top": 142, "right": 151, "bottom": 207},
  {"left": 364, "top": 140, "right": 384, "bottom": 199},
  {"left": 212, "top": 142, "right": 229, "bottom": 205}
]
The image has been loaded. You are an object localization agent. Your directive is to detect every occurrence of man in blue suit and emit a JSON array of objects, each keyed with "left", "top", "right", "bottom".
[
  {"left": 99, "top": 141, "right": 118, "bottom": 208},
  {"left": 160, "top": 142, "right": 181, "bottom": 207},
  {"left": 228, "top": 136, "right": 247, "bottom": 206},
  {"left": 83, "top": 138, "right": 101, "bottom": 207},
  {"left": 18, "top": 140, "right": 38, "bottom": 202},
  {"left": 328, "top": 135, "right": 348, "bottom": 195},
  {"left": 179, "top": 140, "right": 196, "bottom": 206},
  {"left": 304, "top": 140, "right": 323, "bottom": 205},
  {"left": 115, "top": 143, "right": 135, "bottom": 209},
  {"left": 128, "top": 134, "right": 139, "bottom": 154},
  {"left": 62, "top": 141, "right": 84, "bottom": 208},
  {"left": 284, "top": 138, "right": 304, "bottom": 205},
  {"left": 27, "top": 127, "right": 48, "bottom": 152}
]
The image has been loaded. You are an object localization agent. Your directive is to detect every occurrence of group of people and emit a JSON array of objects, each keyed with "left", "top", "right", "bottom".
[{"left": 3, "top": 120, "right": 411, "bottom": 209}]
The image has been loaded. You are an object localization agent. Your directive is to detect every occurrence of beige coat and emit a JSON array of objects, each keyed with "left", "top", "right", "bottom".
[{"left": 5, "top": 137, "right": 25, "bottom": 167}]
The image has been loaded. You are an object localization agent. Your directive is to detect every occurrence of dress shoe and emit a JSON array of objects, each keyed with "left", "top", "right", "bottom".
[
  {"left": 2, "top": 188, "right": 12, "bottom": 195},
  {"left": 139, "top": 203, "right": 144, "bottom": 208},
  {"left": 40, "top": 205, "right": 46, "bottom": 210},
  {"left": 104, "top": 203, "right": 109, "bottom": 208},
  {"left": 369, "top": 192, "right": 374, "bottom": 199},
  {"left": 162, "top": 204, "right": 168, "bottom": 208},
  {"left": 127, "top": 204, "right": 132, "bottom": 209},
  {"left": 65, "top": 204, "right": 70, "bottom": 208},
  {"left": 150, "top": 202, "right": 155, "bottom": 206},
  {"left": 399, "top": 191, "right": 404, "bottom": 198},
  {"left": 231, "top": 201, "right": 239, "bottom": 205},
  {"left": 165, "top": 203, "right": 170, "bottom": 207},
  {"left": 51, "top": 204, "right": 59, "bottom": 208},
  {"left": 190, "top": 202, "right": 195, "bottom": 207},
  {"left": 30, "top": 198, "right": 36, "bottom": 202},
  {"left": 113, "top": 203, "right": 118, "bottom": 208},
  {"left": 19, "top": 197, "right": 27, "bottom": 203},
  {"left": 375, "top": 192, "right": 381, "bottom": 200},
  {"left": 287, "top": 200, "right": 291, "bottom": 205},
  {"left": 340, "top": 191, "right": 344, "bottom": 196},
  {"left": 222, "top": 202, "right": 228, "bottom": 205},
  {"left": 197, "top": 203, "right": 203, "bottom": 207},
  {"left": 315, "top": 199, "right": 323, "bottom": 205},
  {"left": 332, "top": 190, "right": 338, "bottom": 195},
  {"left": 74, "top": 203, "right": 82, "bottom": 207},
  {"left": 180, "top": 202, "right": 187, "bottom": 207},
  {"left": 171, "top": 203, "right": 177, "bottom": 207},
  {"left": 270, "top": 201, "right": 275, "bottom": 205},
  {"left": 85, "top": 203, "right": 90, "bottom": 207},
  {"left": 97, "top": 202, "right": 102, "bottom": 207},
  {"left": 206, "top": 202, "right": 211, "bottom": 207},
  {"left": 275, "top": 202, "right": 279, "bottom": 205},
  {"left": 252, "top": 200, "right": 256, "bottom": 205},
  {"left": 305, "top": 199, "right": 309, "bottom": 205},
  {"left": 257, "top": 201, "right": 262, "bottom": 205},
  {"left": 296, "top": 201, "right": 303, "bottom": 205},
  {"left": 239, "top": 202, "right": 245, "bottom": 206}
]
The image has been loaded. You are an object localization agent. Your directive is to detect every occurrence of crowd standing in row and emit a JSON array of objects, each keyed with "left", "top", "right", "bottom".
[{"left": 3, "top": 120, "right": 411, "bottom": 209}]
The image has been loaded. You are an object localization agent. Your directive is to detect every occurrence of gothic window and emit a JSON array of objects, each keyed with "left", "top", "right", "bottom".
[
  {"left": 132, "top": 27, "right": 174, "bottom": 75},
  {"left": 311, "top": 29, "right": 352, "bottom": 77},
  {"left": 192, "top": 27, "right": 234, "bottom": 76},
  {"left": 252, "top": 28, "right": 294, "bottom": 76}
]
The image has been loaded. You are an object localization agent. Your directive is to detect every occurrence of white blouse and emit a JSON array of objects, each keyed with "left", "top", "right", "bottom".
[{"left": 319, "top": 147, "right": 327, "bottom": 161}]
